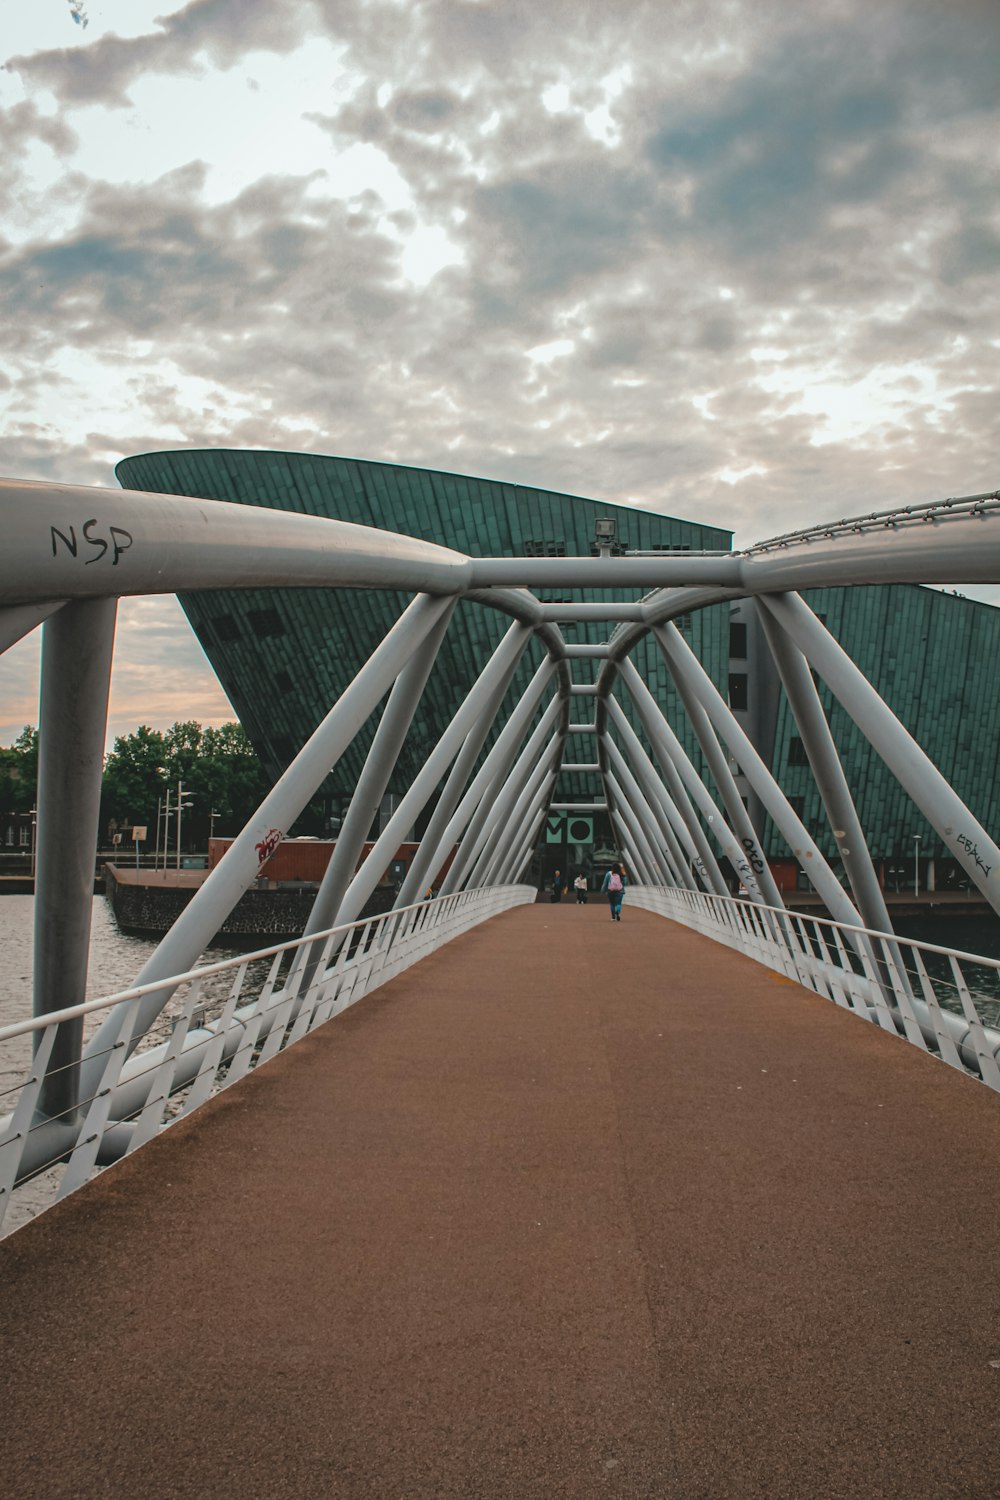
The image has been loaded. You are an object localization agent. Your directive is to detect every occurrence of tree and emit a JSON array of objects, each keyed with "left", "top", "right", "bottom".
[
  {"left": 99, "top": 726, "right": 169, "bottom": 840},
  {"left": 99, "top": 721, "right": 271, "bottom": 848},
  {"left": 0, "top": 726, "right": 39, "bottom": 815},
  {"left": 183, "top": 723, "right": 270, "bottom": 833}
]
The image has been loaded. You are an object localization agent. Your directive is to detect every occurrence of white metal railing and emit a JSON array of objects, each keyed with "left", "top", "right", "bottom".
[
  {"left": 631, "top": 885, "right": 1000, "bottom": 1090},
  {"left": 0, "top": 884, "right": 534, "bottom": 1237}
]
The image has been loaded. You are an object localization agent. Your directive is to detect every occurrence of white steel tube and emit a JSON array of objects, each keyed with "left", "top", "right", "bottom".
[
  {"left": 759, "top": 591, "right": 1000, "bottom": 916},
  {"left": 83, "top": 592, "right": 452, "bottom": 1070},
  {"left": 655, "top": 622, "right": 865, "bottom": 930},
  {"left": 435, "top": 660, "right": 557, "bottom": 897}
]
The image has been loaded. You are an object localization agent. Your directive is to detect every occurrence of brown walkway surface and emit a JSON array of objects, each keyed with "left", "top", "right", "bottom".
[{"left": 3, "top": 904, "right": 1000, "bottom": 1499}]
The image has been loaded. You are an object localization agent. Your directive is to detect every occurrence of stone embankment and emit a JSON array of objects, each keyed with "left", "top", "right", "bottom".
[{"left": 103, "top": 864, "right": 395, "bottom": 939}]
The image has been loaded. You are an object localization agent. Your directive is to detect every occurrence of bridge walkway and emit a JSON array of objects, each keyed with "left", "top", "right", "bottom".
[{"left": 2, "top": 903, "right": 1000, "bottom": 1499}]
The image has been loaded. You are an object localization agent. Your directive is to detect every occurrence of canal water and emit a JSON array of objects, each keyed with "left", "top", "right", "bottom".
[
  {"left": 0, "top": 896, "right": 263, "bottom": 1236},
  {"left": 0, "top": 894, "right": 260, "bottom": 1032}
]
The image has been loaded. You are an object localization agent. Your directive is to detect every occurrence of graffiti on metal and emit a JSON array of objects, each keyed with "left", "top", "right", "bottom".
[
  {"left": 255, "top": 828, "right": 283, "bottom": 868},
  {"left": 50, "top": 519, "right": 134, "bottom": 566},
  {"left": 957, "top": 833, "right": 992, "bottom": 876}
]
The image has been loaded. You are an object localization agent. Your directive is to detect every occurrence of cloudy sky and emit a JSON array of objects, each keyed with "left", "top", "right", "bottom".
[{"left": 1, "top": 0, "right": 998, "bottom": 745}]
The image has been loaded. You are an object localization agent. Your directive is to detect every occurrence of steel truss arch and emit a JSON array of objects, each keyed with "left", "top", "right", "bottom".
[{"left": 3, "top": 474, "right": 1000, "bottom": 1213}]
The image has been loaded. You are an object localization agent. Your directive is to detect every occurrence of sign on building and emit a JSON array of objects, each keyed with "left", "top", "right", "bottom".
[{"left": 545, "top": 812, "right": 594, "bottom": 845}]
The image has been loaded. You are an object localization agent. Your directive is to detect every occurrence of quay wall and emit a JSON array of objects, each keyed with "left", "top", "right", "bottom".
[{"left": 104, "top": 865, "right": 396, "bottom": 939}]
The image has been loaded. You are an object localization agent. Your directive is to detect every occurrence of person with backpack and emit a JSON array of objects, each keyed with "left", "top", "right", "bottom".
[{"left": 601, "top": 863, "right": 627, "bottom": 921}]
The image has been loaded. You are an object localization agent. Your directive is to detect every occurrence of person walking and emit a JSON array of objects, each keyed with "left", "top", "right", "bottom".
[
  {"left": 573, "top": 872, "right": 588, "bottom": 905},
  {"left": 550, "top": 868, "right": 564, "bottom": 903},
  {"left": 601, "top": 863, "right": 627, "bottom": 921}
]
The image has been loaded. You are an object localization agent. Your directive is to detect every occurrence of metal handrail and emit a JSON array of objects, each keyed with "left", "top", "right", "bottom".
[
  {"left": 742, "top": 490, "right": 1000, "bottom": 554},
  {"left": 0, "top": 891, "right": 478, "bottom": 1044},
  {"left": 0, "top": 884, "right": 535, "bottom": 1236},
  {"left": 631, "top": 885, "right": 1000, "bottom": 1090}
]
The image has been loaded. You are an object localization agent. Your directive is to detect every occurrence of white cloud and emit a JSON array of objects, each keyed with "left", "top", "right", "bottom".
[{"left": 1, "top": 0, "right": 998, "bottom": 735}]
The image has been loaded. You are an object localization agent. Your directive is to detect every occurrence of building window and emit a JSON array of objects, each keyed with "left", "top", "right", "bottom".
[
  {"left": 788, "top": 735, "right": 809, "bottom": 766},
  {"left": 210, "top": 613, "right": 241, "bottom": 643},
  {"left": 728, "top": 673, "right": 748, "bottom": 711},
  {"left": 274, "top": 670, "right": 294, "bottom": 694},
  {"left": 247, "top": 608, "right": 286, "bottom": 639},
  {"left": 6, "top": 825, "right": 13, "bottom": 846},
  {"left": 19, "top": 825, "right": 31, "bottom": 847},
  {"left": 729, "top": 621, "right": 748, "bottom": 659},
  {"left": 788, "top": 795, "right": 805, "bottom": 818}
]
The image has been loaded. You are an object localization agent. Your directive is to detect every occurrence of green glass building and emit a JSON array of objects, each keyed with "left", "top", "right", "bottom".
[
  {"left": 115, "top": 449, "right": 732, "bottom": 837},
  {"left": 116, "top": 450, "right": 1000, "bottom": 884}
]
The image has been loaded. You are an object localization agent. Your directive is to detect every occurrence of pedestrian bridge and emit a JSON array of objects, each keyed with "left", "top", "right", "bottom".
[
  {"left": 2, "top": 902, "right": 1000, "bottom": 1498},
  {"left": 3, "top": 475, "right": 1000, "bottom": 1492}
]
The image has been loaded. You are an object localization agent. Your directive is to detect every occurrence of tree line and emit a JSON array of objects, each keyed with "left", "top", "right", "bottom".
[{"left": 1, "top": 721, "right": 273, "bottom": 847}]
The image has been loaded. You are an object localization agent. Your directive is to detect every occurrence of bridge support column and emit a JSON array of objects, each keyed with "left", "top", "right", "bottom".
[
  {"left": 395, "top": 623, "right": 533, "bottom": 906},
  {"left": 606, "top": 698, "right": 718, "bottom": 893},
  {"left": 300, "top": 596, "right": 456, "bottom": 944},
  {"left": 502, "top": 768, "right": 560, "bottom": 884},
  {"left": 82, "top": 592, "right": 453, "bottom": 1072},
  {"left": 507, "top": 804, "right": 549, "bottom": 885},
  {"left": 601, "top": 738, "right": 687, "bottom": 888},
  {"left": 604, "top": 769, "right": 668, "bottom": 885},
  {"left": 648, "top": 632, "right": 786, "bottom": 908},
  {"left": 607, "top": 803, "right": 647, "bottom": 883},
  {"left": 435, "top": 660, "right": 556, "bottom": 897},
  {"left": 614, "top": 661, "right": 753, "bottom": 898},
  {"left": 460, "top": 702, "right": 562, "bottom": 889},
  {"left": 34, "top": 597, "right": 118, "bottom": 1122},
  {"left": 612, "top": 663, "right": 732, "bottom": 899},
  {"left": 474, "top": 736, "right": 561, "bottom": 889},
  {"left": 336, "top": 627, "right": 541, "bottom": 926},
  {"left": 602, "top": 712, "right": 703, "bottom": 890},
  {"left": 655, "top": 622, "right": 864, "bottom": 930},
  {"left": 758, "top": 592, "right": 1000, "bottom": 918},
  {"left": 754, "top": 600, "right": 894, "bottom": 936}
]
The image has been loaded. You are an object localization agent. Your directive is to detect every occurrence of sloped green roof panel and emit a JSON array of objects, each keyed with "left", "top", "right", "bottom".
[{"left": 116, "top": 449, "right": 731, "bottom": 812}]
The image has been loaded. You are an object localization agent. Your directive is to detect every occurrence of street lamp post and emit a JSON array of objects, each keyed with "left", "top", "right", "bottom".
[
  {"left": 913, "top": 834, "right": 921, "bottom": 899},
  {"left": 174, "top": 779, "right": 194, "bottom": 871},
  {"left": 162, "top": 785, "right": 172, "bottom": 871}
]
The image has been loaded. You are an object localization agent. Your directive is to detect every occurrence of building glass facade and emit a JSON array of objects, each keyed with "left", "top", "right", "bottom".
[{"left": 116, "top": 450, "right": 1000, "bottom": 879}]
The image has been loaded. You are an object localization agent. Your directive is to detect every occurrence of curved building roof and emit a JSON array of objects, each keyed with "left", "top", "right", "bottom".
[{"left": 115, "top": 450, "right": 732, "bottom": 809}]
